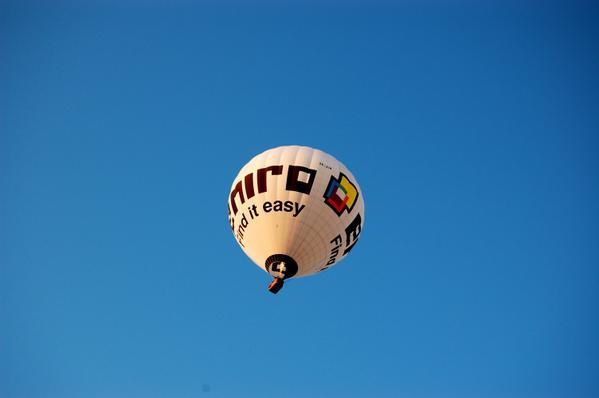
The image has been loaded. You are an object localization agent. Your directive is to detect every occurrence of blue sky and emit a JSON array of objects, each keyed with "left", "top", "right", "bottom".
[{"left": 1, "top": 1, "right": 598, "bottom": 397}]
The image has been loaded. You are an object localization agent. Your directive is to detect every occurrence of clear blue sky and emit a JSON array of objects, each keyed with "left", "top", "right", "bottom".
[{"left": 1, "top": 1, "right": 598, "bottom": 397}]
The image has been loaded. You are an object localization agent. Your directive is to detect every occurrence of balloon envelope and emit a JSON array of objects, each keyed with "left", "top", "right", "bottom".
[{"left": 228, "top": 145, "right": 364, "bottom": 281}]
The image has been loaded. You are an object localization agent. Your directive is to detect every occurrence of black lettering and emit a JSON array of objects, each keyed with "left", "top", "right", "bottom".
[
  {"left": 284, "top": 201, "right": 293, "bottom": 212},
  {"left": 273, "top": 200, "right": 283, "bottom": 212},
  {"left": 257, "top": 165, "right": 283, "bottom": 193},
  {"left": 327, "top": 235, "right": 343, "bottom": 265},
  {"left": 229, "top": 180, "right": 245, "bottom": 215},
  {"left": 244, "top": 173, "right": 255, "bottom": 199},
  {"left": 327, "top": 249, "right": 340, "bottom": 265},
  {"left": 228, "top": 204, "right": 234, "bottom": 231},
  {"left": 293, "top": 203, "right": 306, "bottom": 217},
  {"left": 343, "top": 213, "right": 362, "bottom": 255},
  {"left": 237, "top": 221, "right": 245, "bottom": 239},
  {"left": 263, "top": 201, "right": 272, "bottom": 213},
  {"left": 286, "top": 165, "right": 317, "bottom": 194}
]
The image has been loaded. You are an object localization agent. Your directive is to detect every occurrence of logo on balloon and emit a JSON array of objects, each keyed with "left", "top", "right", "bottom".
[
  {"left": 265, "top": 254, "right": 298, "bottom": 280},
  {"left": 323, "top": 173, "right": 359, "bottom": 216}
]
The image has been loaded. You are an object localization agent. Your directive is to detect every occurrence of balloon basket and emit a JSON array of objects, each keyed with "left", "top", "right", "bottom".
[{"left": 268, "top": 278, "right": 284, "bottom": 294}]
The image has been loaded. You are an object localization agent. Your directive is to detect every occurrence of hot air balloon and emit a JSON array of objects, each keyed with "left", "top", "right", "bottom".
[{"left": 227, "top": 145, "right": 365, "bottom": 294}]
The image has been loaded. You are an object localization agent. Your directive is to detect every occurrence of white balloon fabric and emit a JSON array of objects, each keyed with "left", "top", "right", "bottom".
[{"left": 228, "top": 146, "right": 364, "bottom": 290}]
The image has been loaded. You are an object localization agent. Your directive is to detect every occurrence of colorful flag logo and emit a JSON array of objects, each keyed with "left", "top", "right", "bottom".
[{"left": 323, "top": 173, "right": 359, "bottom": 216}]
